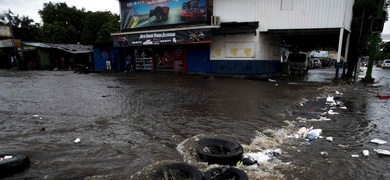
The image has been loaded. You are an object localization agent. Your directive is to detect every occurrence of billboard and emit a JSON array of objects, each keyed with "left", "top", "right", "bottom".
[
  {"left": 120, "top": 0, "right": 207, "bottom": 30},
  {"left": 0, "top": 25, "right": 12, "bottom": 38},
  {"left": 113, "top": 28, "right": 211, "bottom": 47}
]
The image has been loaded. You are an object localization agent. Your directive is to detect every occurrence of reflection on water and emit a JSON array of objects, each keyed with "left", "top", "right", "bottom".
[{"left": 0, "top": 67, "right": 389, "bottom": 179}]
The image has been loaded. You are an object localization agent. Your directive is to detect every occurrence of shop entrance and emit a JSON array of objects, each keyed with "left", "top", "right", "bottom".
[{"left": 154, "top": 46, "right": 185, "bottom": 72}]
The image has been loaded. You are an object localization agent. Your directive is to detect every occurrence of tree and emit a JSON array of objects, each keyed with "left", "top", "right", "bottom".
[
  {"left": 81, "top": 11, "right": 120, "bottom": 44},
  {"left": 39, "top": 2, "right": 86, "bottom": 43},
  {"left": 345, "top": 0, "right": 388, "bottom": 79},
  {"left": 0, "top": 9, "right": 42, "bottom": 41}
]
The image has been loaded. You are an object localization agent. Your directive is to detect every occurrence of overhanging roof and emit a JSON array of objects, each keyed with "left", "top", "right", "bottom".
[
  {"left": 212, "top": 22, "right": 259, "bottom": 36},
  {"left": 111, "top": 25, "right": 220, "bottom": 36},
  {"left": 22, "top": 42, "right": 93, "bottom": 54},
  {"left": 266, "top": 28, "right": 342, "bottom": 35}
]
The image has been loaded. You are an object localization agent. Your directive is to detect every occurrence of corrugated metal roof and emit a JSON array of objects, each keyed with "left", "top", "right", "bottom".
[{"left": 22, "top": 42, "right": 93, "bottom": 54}]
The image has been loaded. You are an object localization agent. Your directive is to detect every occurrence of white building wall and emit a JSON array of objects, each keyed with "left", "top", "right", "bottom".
[
  {"left": 211, "top": 0, "right": 354, "bottom": 61},
  {"left": 211, "top": 33, "right": 281, "bottom": 60},
  {"left": 213, "top": 0, "right": 355, "bottom": 31}
]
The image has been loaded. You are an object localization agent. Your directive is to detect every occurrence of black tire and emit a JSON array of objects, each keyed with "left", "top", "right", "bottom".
[
  {"left": 0, "top": 154, "right": 30, "bottom": 177},
  {"left": 162, "top": 14, "right": 168, "bottom": 21},
  {"left": 196, "top": 138, "right": 243, "bottom": 166},
  {"left": 153, "top": 162, "right": 203, "bottom": 180},
  {"left": 182, "top": 3, "right": 189, "bottom": 10},
  {"left": 149, "top": 9, "right": 155, "bottom": 18},
  {"left": 203, "top": 167, "right": 248, "bottom": 180}
]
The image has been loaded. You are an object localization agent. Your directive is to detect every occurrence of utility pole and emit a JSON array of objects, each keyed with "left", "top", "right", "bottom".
[{"left": 362, "top": 0, "right": 385, "bottom": 83}]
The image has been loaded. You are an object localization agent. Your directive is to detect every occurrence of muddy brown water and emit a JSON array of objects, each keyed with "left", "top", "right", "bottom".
[{"left": 0, "top": 67, "right": 389, "bottom": 179}]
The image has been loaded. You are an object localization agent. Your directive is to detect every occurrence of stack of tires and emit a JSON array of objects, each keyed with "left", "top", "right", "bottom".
[{"left": 153, "top": 138, "right": 248, "bottom": 179}]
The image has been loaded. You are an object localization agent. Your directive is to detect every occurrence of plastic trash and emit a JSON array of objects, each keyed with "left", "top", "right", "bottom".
[
  {"left": 268, "top": 79, "right": 276, "bottom": 82},
  {"left": 374, "top": 149, "right": 390, "bottom": 156},
  {"left": 326, "top": 96, "right": 334, "bottom": 102},
  {"left": 4, "top": 155, "right": 13, "bottom": 159},
  {"left": 242, "top": 157, "right": 257, "bottom": 165},
  {"left": 362, "top": 150, "right": 369, "bottom": 157},
  {"left": 33, "top": 115, "right": 39, "bottom": 117},
  {"left": 74, "top": 138, "right": 81, "bottom": 143},
  {"left": 308, "top": 133, "right": 316, "bottom": 141},
  {"left": 320, "top": 151, "right": 328, "bottom": 158},
  {"left": 326, "top": 137, "right": 333, "bottom": 142},
  {"left": 351, "top": 154, "right": 359, "bottom": 158},
  {"left": 370, "top": 139, "right": 387, "bottom": 145},
  {"left": 308, "top": 129, "right": 322, "bottom": 138}
]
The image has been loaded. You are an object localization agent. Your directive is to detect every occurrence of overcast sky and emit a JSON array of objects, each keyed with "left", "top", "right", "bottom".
[
  {"left": 0, "top": 0, "right": 120, "bottom": 23},
  {"left": 2, "top": 0, "right": 390, "bottom": 35}
]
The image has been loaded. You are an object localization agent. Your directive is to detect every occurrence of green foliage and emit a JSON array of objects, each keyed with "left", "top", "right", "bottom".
[
  {"left": 0, "top": 9, "right": 42, "bottom": 41},
  {"left": 39, "top": 2, "right": 86, "bottom": 43},
  {"left": 81, "top": 11, "right": 120, "bottom": 43}
]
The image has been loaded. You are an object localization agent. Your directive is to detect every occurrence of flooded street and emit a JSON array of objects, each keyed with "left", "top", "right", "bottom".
[{"left": 0, "top": 67, "right": 389, "bottom": 179}]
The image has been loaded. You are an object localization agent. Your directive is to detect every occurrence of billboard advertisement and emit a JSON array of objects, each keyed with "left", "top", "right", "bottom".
[
  {"left": 120, "top": 0, "right": 207, "bottom": 30},
  {"left": 113, "top": 28, "right": 211, "bottom": 47}
]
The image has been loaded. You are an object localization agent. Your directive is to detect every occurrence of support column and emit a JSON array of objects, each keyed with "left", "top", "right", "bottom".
[
  {"left": 341, "top": 31, "right": 350, "bottom": 79},
  {"left": 335, "top": 28, "right": 344, "bottom": 79}
]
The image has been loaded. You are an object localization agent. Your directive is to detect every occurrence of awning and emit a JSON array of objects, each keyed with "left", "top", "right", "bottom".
[
  {"left": 111, "top": 25, "right": 219, "bottom": 47},
  {"left": 212, "top": 22, "right": 259, "bottom": 36},
  {"left": 23, "top": 42, "right": 93, "bottom": 54}
]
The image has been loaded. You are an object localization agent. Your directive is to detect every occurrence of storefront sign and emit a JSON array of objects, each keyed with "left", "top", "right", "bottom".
[
  {"left": 0, "top": 39, "right": 14, "bottom": 48},
  {"left": 120, "top": 0, "right": 207, "bottom": 30},
  {"left": 113, "top": 28, "right": 211, "bottom": 47},
  {"left": 0, "top": 26, "right": 12, "bottom": 38}
]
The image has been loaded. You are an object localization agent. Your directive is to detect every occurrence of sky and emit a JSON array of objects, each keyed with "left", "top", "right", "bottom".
[
  {"left": 2, "top": 0, "right": 390, "bottom": 35},
  {"left": 0, "top": 0, "right": 120, "bottom": 23}
]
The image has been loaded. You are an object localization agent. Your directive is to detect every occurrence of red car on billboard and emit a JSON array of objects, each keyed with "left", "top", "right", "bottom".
[{"left": 180, "top": 9, "right": 204, "bottom": 21}]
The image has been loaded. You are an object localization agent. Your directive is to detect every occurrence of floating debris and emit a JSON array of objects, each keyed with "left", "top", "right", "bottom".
[
  {"left": 362, "top": 150, "right": 369, "bottom": 157},
  {"left": 374, "top": 149, "right": 390, "bottom": 156},
  {"left": 326, "top": 137, "right": 333, "bottom": 142},
  {"left": 370, "top": 139, "right": 387, "bottom": 145},
  {"left": 320, "top": 151, "right": 328, "bottom": 158}
]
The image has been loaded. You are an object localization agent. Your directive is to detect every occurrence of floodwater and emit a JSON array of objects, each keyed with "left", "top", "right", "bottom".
[{"left": 0, "top": 66, "right": 389, "bottom": 179}]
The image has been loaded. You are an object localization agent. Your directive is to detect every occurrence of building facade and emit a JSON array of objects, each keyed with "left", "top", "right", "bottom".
[{"left": 110, "top": 0, "right": 354, "bottom": 76}]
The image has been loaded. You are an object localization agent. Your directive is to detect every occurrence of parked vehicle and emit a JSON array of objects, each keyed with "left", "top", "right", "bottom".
[
  {"left": 382, "top": 59, "right": 390, "bottom": 68},
  {"left": 311, "top": 58, "right": 322, "bottom": 68},
  {"left": 73, "top": 64, "right": 89, "bottom": 74},
  {"left": 289, "top": 52, "right": 309, "bottom": 75}
]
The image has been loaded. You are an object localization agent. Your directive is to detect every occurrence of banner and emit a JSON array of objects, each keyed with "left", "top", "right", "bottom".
[
  {"left": 0, "top": 26, "right": 12, "bottom": 38},
  {"left": 120, "top": 0, "right": 207, "bottom": 30},
  {"left": 113, "top": 28, "right": 211, "bottom": 47}
]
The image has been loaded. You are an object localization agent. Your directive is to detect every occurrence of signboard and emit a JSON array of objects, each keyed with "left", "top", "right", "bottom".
[
  {"left": 225, "top": 42, "right": 256, "bottom": 58},
  {"left": 120, "top": 0, "right": 207, "bottom": 30},
  {"left": 310, "top": 51, "right": 328, "bottom": 58},
  {"left": 0, "top": 39, "right": 15, "bottom": 48},
  {"left": 113, "top": 28, "right": 211, "bottom": 47},
  {"left": 0, "top": 25, "right": 12, "bottom": 38}
]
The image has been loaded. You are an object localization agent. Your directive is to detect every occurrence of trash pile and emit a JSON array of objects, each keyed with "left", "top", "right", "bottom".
[
  {"left": 287, "top": 90, "right": 390, "bottom": 158},
  {"left": 287, "top": 91, "right": 347, "bottom": 143}
]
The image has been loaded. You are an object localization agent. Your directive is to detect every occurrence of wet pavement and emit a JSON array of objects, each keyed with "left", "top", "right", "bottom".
[{"left": 0, "top": 66, "right": 389, "bottom": 179}]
